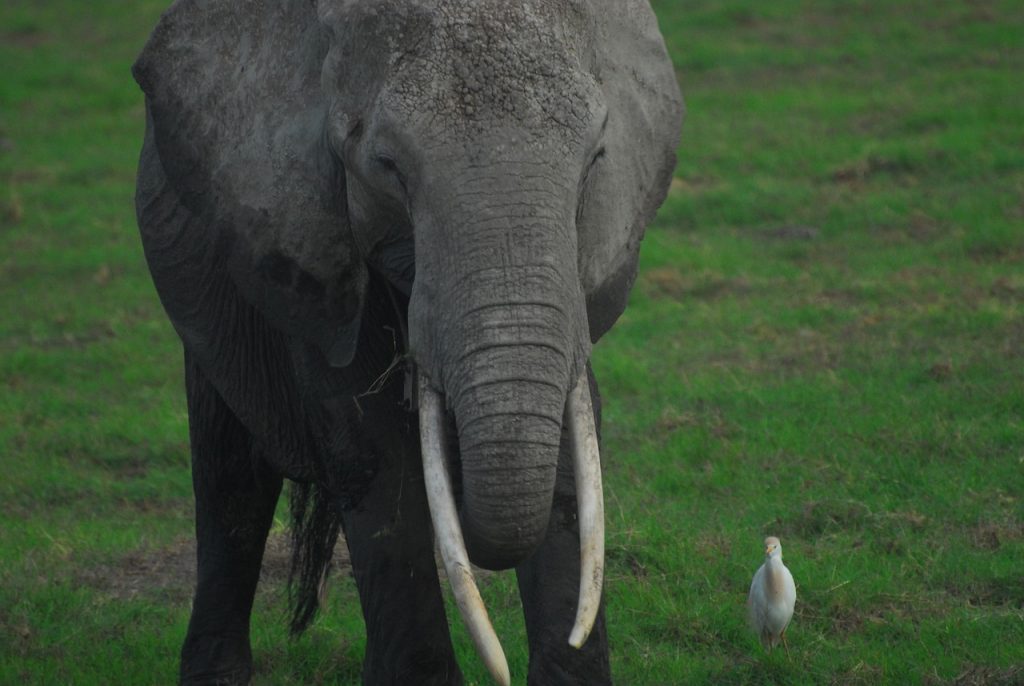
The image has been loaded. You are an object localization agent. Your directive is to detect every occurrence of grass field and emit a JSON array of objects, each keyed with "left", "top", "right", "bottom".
[{"left": 1, "top": 1, "right": 1022, "bottom": 684}]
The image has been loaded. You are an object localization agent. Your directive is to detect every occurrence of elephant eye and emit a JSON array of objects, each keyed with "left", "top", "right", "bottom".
[
  {"left": 581, "top": 146, "right": 605, "bottom": 188},
  {"left": 374, "top": 153, "right": 398, "bottom": 172},
  {"left": 576, "top": 147, "right": 605, "bottom": 224},
  {"left": 330, "top": 117, "right": 362, "bottom": 160},
  {"left": 373, "top": 154, "right": 409, "bottom": 197},
  {"left": 573, "top": 149, "right": 602, "bottom": 224}
]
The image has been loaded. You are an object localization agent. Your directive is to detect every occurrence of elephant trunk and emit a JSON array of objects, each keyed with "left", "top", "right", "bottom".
[
  {"left": 419, "top": 371, "right": 605, "bottom": 686},
  {"left": 408, "top": 173, "right": 590, "bottom": 560},
  {"left": 410, "top": 182, "right": 604, "bottom": 683},
  {"left": 452, "top": 356, "right": 567, "bottom": 570},
  {"left": 440, "top": 255, "right": 583, "bottom": 568}
]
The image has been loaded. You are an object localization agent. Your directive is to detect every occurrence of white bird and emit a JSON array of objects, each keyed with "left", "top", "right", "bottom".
[{"left": 747, "top": 536, "right": 796, "bottom": 654}]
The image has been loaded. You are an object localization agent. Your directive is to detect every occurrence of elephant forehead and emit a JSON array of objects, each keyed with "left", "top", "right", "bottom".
[
  {"left": 328, "top": 0, "right": 600, "bottom": 138},
  {"left": 417, "top": 3, "right": 592, "bottom": 120},
  {"left": 431, "top": 1, "right": 584, "bottom": 70}
]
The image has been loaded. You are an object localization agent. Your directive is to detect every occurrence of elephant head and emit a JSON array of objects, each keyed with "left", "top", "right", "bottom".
[{"left": 134, "top": 0, "right": 681, "bottom": 680}]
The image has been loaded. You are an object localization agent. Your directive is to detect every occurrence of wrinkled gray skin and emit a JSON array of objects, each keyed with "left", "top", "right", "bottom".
[{"left": 133, "top": 0, "right": 681, "bottom": 683}]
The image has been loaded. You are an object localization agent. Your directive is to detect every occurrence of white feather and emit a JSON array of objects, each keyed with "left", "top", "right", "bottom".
[{"left": 747, "top": 536, "right": 796, "bottom": 651}]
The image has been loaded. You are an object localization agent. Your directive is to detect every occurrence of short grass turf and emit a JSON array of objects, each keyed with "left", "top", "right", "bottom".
[{"left": 1, "top": 1, "right": 1022, "bottom": 684}]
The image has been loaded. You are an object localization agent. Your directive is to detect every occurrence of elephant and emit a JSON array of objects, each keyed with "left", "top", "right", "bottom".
[{"left": 132, "top": 0, "right": 682, "bottom": 684}]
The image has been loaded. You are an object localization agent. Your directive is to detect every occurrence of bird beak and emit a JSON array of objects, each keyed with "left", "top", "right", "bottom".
[{"left": 765, "top": 545, "right": 774, "bottom": 555}]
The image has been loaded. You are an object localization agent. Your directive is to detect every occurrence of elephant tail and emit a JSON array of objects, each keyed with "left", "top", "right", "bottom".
[{"left": 287, "top": 481, "right": 342, "bottom": 635}]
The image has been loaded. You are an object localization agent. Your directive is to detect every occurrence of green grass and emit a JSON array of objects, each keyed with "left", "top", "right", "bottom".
[{"left": 2, "top": 1, "right": 1022, "bottom": 684}]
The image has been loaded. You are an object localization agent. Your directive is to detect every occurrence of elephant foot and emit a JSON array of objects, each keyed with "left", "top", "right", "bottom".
[
  {"left": 361, "top": 642, "right": 464, "bottom": 686},
  {"left": 180, "top": 670, "right": 250, "bottom": 686},
  {"left": 180, "top": 633, "right": 253, "bottom": 686},
  {"left": 527, "top": 641, "right": 611, "bottom": 686}
]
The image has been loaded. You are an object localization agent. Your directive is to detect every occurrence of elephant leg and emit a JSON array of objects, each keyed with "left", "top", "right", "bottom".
[
  {"left": 339, "top": 398, "right": 462, "bottom": 686},
  {"left": 180, "top": 352, "right": 283, "bottom": 686},
  {"left": 516, "top": 368, "right": 612, "bottom": 686},
  {"left": 515, "top": 459, "right": 612, "bottom": 685}
]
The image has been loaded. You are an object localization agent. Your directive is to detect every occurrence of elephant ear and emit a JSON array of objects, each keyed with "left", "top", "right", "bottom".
[
  {"left": 578, "top": 0, "right": 684, "bottom": 342},
  {"left": 133, "top": 0, "right": 367, "bottom": 367}
]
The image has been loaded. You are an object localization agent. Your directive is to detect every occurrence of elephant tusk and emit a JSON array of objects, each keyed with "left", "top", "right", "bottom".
[
  {"left": 566, "top": 371, "right": 605, "bottom": 649},
  {"left": 418, "top": 373, "right": 511, "bottom": 686}
]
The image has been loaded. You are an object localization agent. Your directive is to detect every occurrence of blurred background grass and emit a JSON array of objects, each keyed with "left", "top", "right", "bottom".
[{"left": 1, "top": 1, "right": 1022, "bottom": 684}]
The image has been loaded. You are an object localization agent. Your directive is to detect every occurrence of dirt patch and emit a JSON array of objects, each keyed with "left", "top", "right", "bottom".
[
  {"left": 947, "top": 576, "right": 1024, "bottom": 609},
  {"left": 798, "top": 586, "right": 946, "bottom": 641},
  {"left": 74, "top": 537, "right": 196, "bottom": 603},
  {"left": 824, "top": 603, "right": 876, "bottom": 636},
  {"left": 2, "top": 28, "right": 51, "bottom": 49},
  {"left": 907, "top": 210, "right": 945, "bottom": 243},
  {"left": 0, "top": 323, "right": 118, "bottom": 353},
  {"left": 668, "top": 175, "right": 717, "bottom": 196},
  {"left": 784, "top": 499, "right": 871, "bottom": 538},
  {"left": 968, "top": 520, "right": 1023, "bottom": 551},
  {"left": 926, "top": 360, "right": 954, "bottom": 382},
  {"left": 73, "top": 532, "right": 352, "bottom": 603},
  {"left": 1, "top": 190, "right": 23, "bottom": 226},
  {"left": 926, "top": 664, "right": 1024, "bottom": 686},
  {"left": 1003, "top": 320, "right": 1024, "bottom": 359},
  {"left": 967, "top": 242, "right": 1024, "bottom": 264},
  {"left": 641, "top": 267, "right": 752, "bottom": 302},
  {"left": 655, "top": 402, "right": 733, "bottom": 439},
  {"left": 89, "top": 456, "right": 154, "bottom": 481},
  {"left": 694, "top": 532, "right": 734, "bottom": 566},
  {"left": 606, "top": 545, "right": 658, "bottom": 585},
  {"left": 757, "top": 225, "right": 820, "bottom": 242},
  {"left": 990, "top": 276, "right": 1024, "bottom": 302},
  {"left": 72, "top": 531, "right": 505, "bottom": 607},
  {"left": 652, "top": 614, "right": 720, "bottom": 648},
  {"left": 886, "top": 510, "right": 928, "bottom": 532},
  {"left": 643, "top": 267, "right": 689, "bottom": 300},
  {"left": 831, "top": 661, "right": 886, "bottom": 685},
  {"left": 829, "top": 153, "right": 938, "bottom": 186}
]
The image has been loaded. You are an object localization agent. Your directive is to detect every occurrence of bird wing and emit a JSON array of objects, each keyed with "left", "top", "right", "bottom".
[
  {"left": 779, "top": 563, "right": 797, "bottom": 624},
  {"left": 761, "top": 561, "right": 796, "bottom": 638},
  {"left": 747, "top": 564, "right": 768, "bottom": 631}
]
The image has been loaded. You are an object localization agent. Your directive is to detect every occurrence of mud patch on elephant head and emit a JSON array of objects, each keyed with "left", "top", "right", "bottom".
[{"left": 73, "top": 532, "right": 351, "bottom": 602}]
